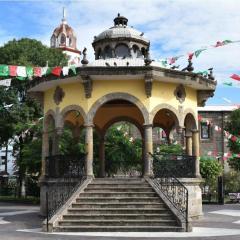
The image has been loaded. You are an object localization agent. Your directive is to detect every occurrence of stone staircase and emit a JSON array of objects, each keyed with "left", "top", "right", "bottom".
[{"left": 54, "top": 178, "right": 184, "bottom": 232}]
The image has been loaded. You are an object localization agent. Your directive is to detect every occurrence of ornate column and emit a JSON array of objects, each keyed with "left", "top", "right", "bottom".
[
  {"left": 192, "top": 129, "right": 201, "bottom": 178},
  {"left": 85, "top": 125, "right": 94, "bottom": 176},
  {"left": 99, "top": 136, "right": 105, "bottom": 178},
  {"left": 41, "top": 131, "right": 49, "bottom": 177},
  {"left": 52, "top": 127, "right": 63, "bottom": 155},
  {"left": 143, "top": 124, "right": 153, "bottom": 176},
  {"left": 177, "top": 126, "right": 185, "bottom": 148},
  {"left": 185, "top": 133, "right": 193, "bottom": 156}
]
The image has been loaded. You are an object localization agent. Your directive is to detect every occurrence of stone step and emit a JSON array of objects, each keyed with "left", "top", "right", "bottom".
[
  {"left": 55, "top": 225, "right": 184, "bottom": 232},
  {"left": 58, "top": 219, "right": 178, "bottom": 227},
  {"left": 67, "top": 208, "right": 170, "bottom": 214},
  {"left": 84, "top": 187, "right": 155, "bottom": 192},
  {"left": 63, "top": 213, "right": 175, "bottom": 220},
  {"left": 71, "top": 202, "right": 166, "bottom": 209},
  {"left": 76, "top": 197, "right": 162, "bottom": 203},
  {"left": 81, "top": 192, "right": 158, "bottom": 198},
  {"left": 88, "top": 183, "right": 150, "bottom": 188}
]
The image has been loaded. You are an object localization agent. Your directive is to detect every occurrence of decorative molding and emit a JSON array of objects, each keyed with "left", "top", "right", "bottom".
[
  {"left": 144, "top": 73, "right": 153, "bottom": 98},
  {"left": 81, "top": 75, "right": 92, "bottom": 98},
  {"left": 197, "top": 90, "right": 214, "bottom": 106},
  {"left": 53, "top": 86, "right": 65, "bottom": 105},
  {"left": 174, "top": 84, "right": 186, "bottom": 103}
]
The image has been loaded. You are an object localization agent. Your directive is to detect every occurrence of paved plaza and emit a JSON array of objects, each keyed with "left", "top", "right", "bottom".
[{"left": 0, "top": 202, "right": 240, "bottom": 240}]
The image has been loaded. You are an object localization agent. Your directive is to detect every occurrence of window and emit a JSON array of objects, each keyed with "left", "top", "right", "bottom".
[
  {"left": 115, "top": 44, "right": 130, "bottom": 58},
  {"left": 60, "top": 34, "right": 66, "bottom": 45},
  {"left": 201, "top": 122, "right": 210, "bottom": 139},
  {"left": 104, "top": 46, "right": 112, "bottom": 59},
  {"left": 132, "top": 45, "right": 142, "bottom": 58},
  {"left": 51, "top": 35, "right": 55, "bottom": 47}
]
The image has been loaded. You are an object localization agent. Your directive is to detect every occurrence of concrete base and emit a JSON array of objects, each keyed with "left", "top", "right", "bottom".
[{"left": 179, "top": 178, "right": 203, "bottom": 219}]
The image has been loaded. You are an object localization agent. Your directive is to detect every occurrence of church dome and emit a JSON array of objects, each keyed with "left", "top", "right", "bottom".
[
  {"left": 92, "top": 14, "right": 150, "bottom": 60},
  {"left": 50, "top": 8, "right": 78, "bottom": 51}
]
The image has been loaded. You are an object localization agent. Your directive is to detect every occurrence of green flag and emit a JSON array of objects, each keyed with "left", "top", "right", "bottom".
[
  {"left": 194, "top": 49, "right": 207, "bottom": 58},
  {"left": 196, "top": 70, "right": 208, "bottom": 75},
  {"left": 223, "top": 82, "right": 233, "bottom": 86},
  {"left": 223, "top": 40, "right": 232, "bottom": 45},
  {"left": 70, "top": 66, "right": 77, "bottom": 75},
  {"left": 16, "top": 76, "right": 27, "bottom": 81},
  {"left": 0, "top": 65, "right": 9, "bottom": 77},
  {"left": 26, "top": 66, "right": 33, "bottom": 78}
]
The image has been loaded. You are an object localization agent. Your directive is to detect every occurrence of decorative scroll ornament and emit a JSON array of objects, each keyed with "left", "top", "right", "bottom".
[
  {"left": 174, "top": 84, "right": 186, "bottom": 103},
  {"left": 53, "top": 86, "right": 65, "bottom": 105}
]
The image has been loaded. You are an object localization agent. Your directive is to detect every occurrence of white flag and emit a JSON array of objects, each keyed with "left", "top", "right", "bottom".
[
  {"left": 0, "top": 79, "right": 11, "bottom": 87},
  {"left": 17, "top": 66, "right": 27, "bottom": 77},
  {"left": 41, "top": 67, "right": 48, "bottom": 76},
  {"left": 62, "top": 66, "right": 69, "bottom": 76}
]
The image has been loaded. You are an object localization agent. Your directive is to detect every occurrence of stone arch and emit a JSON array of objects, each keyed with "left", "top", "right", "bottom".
[
  {"left": 184, "top": 111, "right": 197, "bottom": 135},
  {"left": 43, "top": 109, "right": 56, "bottom": 131},
  {"left": 87, "top": 92, "right": 150, "bottom": 125},
  {"left": 150, "top": 103, "right": 180, "bottom": 126},
  {"left": 101, "top": 116, "right": 144, "bottom": 138},
  {"left": 183, "top": 108, "right": 198, "bottom": 127},
  {"left": 60, "top": 104, "right": 87, "bottom": 128}
]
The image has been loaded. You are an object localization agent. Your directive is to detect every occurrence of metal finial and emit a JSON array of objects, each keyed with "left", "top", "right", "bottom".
[{"left": 62, "top": 7, "right": 67, "bottom": 23}]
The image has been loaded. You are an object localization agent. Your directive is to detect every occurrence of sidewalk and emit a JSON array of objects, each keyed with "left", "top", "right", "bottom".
[{"left": 0, "top": 202, "right": 240, "bottom": 240}]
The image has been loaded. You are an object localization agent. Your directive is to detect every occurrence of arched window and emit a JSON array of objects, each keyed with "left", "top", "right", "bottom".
[
  {"left": 60, "top": 34, "right": 66, "bottom": 45},
  {"left": 51, "top": 35, "right": 55, "bottom": 47},
  {"left": 97, "top": 48, "right": 102, "bottom": 59},
  {"left": 104, "top": 45, "right": 112, "bottom": 59},
  {"left": 69, "top": 37, "right": 72, "bottom": 46},
  {"left": 132, "top": 45, "right": 142, "bottom": 58},
  {"left": 115, "top": 44, "right": 130, "bottom": 58}
]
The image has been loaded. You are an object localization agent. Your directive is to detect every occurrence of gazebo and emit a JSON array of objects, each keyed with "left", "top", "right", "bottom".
[{"left": 28, "top": 14, "right": 216, "bottom": 232}]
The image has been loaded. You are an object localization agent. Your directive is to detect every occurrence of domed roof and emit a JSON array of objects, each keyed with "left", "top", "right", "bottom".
[
  {"left": 52, "top": 23, "right": 76, "bottom": 38},
  {"left": 93, "top": 13, "right": 149, "bottom": 45},
  {"left": 94, "top": 26, "right": 149, "bottom": 43}
]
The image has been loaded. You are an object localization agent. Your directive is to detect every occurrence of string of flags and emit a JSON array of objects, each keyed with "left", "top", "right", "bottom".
[
  {"left": 0, "top": 64, "right": 77, "bottom": 84},
  {"left": 159, "top": 39, "right": 240, "bottom": 67},
  {"left": 198, "top": 114, "right": 240, "bottom": 160}
]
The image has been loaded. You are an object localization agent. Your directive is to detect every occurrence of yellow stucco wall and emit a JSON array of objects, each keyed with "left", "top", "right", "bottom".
[{"left": 43, "top": 79, "right": 198, "bottom": 125}]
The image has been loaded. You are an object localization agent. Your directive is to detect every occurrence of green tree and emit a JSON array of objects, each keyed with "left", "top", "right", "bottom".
[
  {"left": 225, "top": 108, "right": 240, "bottom": 171},
  {"left": 200, "top": 156, "right": 223, "bottom": 197},
  {"left": 0, "top": 38, "right": 67, "bottom": 196}
]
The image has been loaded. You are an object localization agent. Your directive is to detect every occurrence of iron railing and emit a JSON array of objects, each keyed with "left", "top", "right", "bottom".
[
  {"left": 152, "top": 153, "right": 196, "bottom": 178},
  {"left": 45, "top": 153, "right": 86, "bottom": 231},
  {"left": 45, "top": 154, "right": 85, "bottom": 178},
  {"left": 150, "top": 153, "right": 190, "bottom": 229}
]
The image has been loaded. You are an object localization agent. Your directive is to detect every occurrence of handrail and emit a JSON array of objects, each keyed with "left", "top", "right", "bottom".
[{"left": 149, "top": 152, "right": 189, "bottom": 229}]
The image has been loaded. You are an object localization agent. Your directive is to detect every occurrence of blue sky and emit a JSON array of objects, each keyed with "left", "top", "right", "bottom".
[{"left": 0, "top": 0, "right": 240, "bottom": 105}]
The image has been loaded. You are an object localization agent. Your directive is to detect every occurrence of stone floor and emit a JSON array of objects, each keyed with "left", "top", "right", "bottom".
[{"left": 0, "top": 202, "right": 240, "bottom": 240}]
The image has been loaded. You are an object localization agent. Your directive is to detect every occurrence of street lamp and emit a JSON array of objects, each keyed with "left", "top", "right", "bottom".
[{"left": 216, "top": 156, "right": 224, "bottom": 205}]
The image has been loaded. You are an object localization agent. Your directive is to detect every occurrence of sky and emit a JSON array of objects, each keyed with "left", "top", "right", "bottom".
[{"left": 0, "top": 0, "right": 240, "bottom": 105}]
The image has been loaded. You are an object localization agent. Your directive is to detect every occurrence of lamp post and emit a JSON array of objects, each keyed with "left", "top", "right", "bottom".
[{"left": 217, "top": 156, "right": 224, "bottom": 205}]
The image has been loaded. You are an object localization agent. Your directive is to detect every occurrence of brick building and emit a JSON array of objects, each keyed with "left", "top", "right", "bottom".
[{"left": 198, "top": 105, "right": 238, "bottom": 173}]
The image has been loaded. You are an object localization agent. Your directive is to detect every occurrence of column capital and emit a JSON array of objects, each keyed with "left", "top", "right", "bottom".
[
  {"left": 143, "top": 124, "right": 153, "bottom": 129},
  {"left": 84, "top": 124, "right": 95, "bottom": 128},
  {"left": 185, "top": 133, "right": 193, "bottom": 138},
  {"left": 191, "top": 129, "right": 199, "bottom": 133}
]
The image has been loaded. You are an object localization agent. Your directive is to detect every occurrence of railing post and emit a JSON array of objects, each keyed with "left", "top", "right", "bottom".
[{"left": 46, "top": 191, "right": 49, "bottom": 232}]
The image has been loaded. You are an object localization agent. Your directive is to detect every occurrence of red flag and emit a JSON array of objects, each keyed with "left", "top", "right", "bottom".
[
  {"left": 231, "top": 135, "right": 237, "bottom": 142},
  {"left": 9, "top": 65, "right": 17, "bottom": 76},
  {"left": 214, "top": 41, "right": 224, "bottom": 47},
  {"left": 34, "top": 67, "right": 42, "bottom": 77},
  {"left": 198, "top": 115, "right": 202, "bottom": 121},
  {"left": 51, "top": 67, "right": 62, "bottom": 77},
  {"left": 230, "top": 74, "right": 240, "bottom": 81},
  {"left": 188, "top": 52, "right": 194, "bottom": 60}
]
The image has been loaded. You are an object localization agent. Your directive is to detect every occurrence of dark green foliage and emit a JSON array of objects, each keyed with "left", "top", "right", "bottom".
[
  {"left": 0, "top": 38, "right": 67, "bottom": 67},
  {"left": 225, "top": 108, "right": 240, "bottom": 171},
  {"left": 224, "top": 171, "right": 240, "bottom": 193},
  {"left": 105, "top": 126, "right": 142, "bottom": 176},
  {"left": 0, "top": 38, "right": 67, "bottom": 196},
  {"left": 157, "top": 144, "right": 184, "bottom": 155},
  {"left": 200, "top": 156, "right": 223, "bottom": 196}
]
